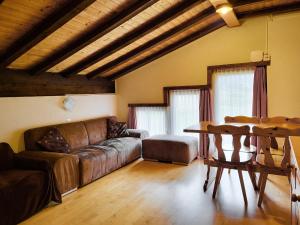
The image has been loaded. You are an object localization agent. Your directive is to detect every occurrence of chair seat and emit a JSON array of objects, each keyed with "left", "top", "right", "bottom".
[
  {"left": 259, "top": 147, "right": 284, "bottom": 156},
  {"left": 212, "top": 149, "right": 253, "bottom": 164},
  {"left": 241, "top": 145, "right": 257, "bottom": 153},
  {"left": 256, "top": 153, "right": 288, "bottom": 169}
]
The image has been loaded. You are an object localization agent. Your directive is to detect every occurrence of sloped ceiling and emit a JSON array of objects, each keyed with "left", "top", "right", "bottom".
[{"left": 0, "top": 0, "right": 300, "bottom": 81}]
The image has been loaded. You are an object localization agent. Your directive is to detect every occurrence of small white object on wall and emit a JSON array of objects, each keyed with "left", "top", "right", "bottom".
[{"left": 63, "top": 96, "right": 75, "bottom": 112}]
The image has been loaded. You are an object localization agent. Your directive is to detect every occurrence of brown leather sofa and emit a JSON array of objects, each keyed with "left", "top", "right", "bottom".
[
  {"left": 0, "top": 143, "right": 61, "bottom": 225},
  {"left": 23, "top": 116, "right": 148, "bottom": 193}
]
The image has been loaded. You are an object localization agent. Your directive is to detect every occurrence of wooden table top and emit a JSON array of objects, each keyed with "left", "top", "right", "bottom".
[{"left": 184, "top": 121, "right": 300, "bottom": 135}]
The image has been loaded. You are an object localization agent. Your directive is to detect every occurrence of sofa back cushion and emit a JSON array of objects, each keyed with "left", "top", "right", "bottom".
[
  {"left": 56, "top": 122, "right": 89, "bottom": 151},
  {"left": 24, "top": 126, "right": 55, "bottom": 151},
  {"left": 24, "top": 122, "right": 89, "bottom": 151},
  {"left": 0, "top": 143, "right": 14, "bottom": 171},
  {"left": 84, "top": 116, "right": 117, "bottom": 145}
]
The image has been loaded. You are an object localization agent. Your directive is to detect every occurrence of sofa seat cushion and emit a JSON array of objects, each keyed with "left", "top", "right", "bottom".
[
  {"left": 71, "top": 147, "right": 119, "bottom": 186},
  {"left": 99, "top": 137, "right": 142, "bottom": 166},
  {"left": 0, "top": 170, "right": 47, "bottom": 225}
]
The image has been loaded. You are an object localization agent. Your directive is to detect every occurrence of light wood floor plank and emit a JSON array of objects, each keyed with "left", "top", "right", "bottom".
[{"left": 20, "top": 159, "right": 290, "bottom": 225}]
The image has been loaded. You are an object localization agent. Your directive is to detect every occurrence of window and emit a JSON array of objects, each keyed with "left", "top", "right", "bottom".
[
  {"left": 212, "top": 68, "right": 254, "bottom": 123},
  {"left": 136, "top": 107, "right": 167, "bottom": 136},
  {"left": 135, "top": 88, "right": 200, "bottom": 136},
  {"left": 169, "top": 89, "right": 200, "bottom": 136}
]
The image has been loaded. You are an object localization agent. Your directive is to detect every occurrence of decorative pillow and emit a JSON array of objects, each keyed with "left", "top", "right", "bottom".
[
  {"left": 37, "top": 128, "right": 70, "bottom": 153},
  {"left": 107, "top": 119, "right": 129, "bottom": 139}
]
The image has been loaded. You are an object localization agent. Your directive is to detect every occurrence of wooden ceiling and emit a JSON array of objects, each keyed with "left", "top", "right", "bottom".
[{"left": 1, "top": 0, "right": 300, "bottom": 81}]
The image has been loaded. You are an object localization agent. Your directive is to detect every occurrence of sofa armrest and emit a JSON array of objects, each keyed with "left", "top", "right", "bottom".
[
  {"left": 127, "top": 129, "right": 149, "bottom": 139},
  {"left": 14, "top": 154, "right": 51, "bottom": 172},
  {"left": 14, "top": 154, "right": 62, "bottom": 203},
  {"left": 17, "top": 151, "right": 79, "bottom": 196}
]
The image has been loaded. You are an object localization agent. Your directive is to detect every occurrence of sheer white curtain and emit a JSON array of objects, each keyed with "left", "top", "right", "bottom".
[
  {"left": 136, "top": 107, "right": 167, "bottom": 136},
  {"left": 212, "top": 68, "right": 255, "bottom": 123},
  {"left": 169, "top": 89, "right": 200, "bottom": 136},
  {"left": 212, "top": 67, "right": 255, "bottom": 148}
]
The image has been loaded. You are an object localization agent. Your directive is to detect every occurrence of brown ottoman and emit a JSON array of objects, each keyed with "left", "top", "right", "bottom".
[{"left": 142, "top": 135, "right": 198, "bottom": 165}]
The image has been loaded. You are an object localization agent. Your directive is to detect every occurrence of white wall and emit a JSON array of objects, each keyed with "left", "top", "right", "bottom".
[{"left": 0, "top": 94, "right": 116, "bottom": 152}]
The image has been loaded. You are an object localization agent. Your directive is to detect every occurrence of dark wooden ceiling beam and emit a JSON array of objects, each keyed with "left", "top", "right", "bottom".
[
  {"left": 29, "top": 0, "right": 159, "bottom": 75},
  {"left": 236, "top": 1, "right": 300, "bottom": 18},
  {"left": 87, "top": 6, "right": 216, "bottom": 79},
  {"left": 0, "top": 0, "right": 97, "bottom": 68},
  {"left": 62, "top": 0, "right": 205, "bottom": 77},
  {"left": 107, "top": 19, "right": 225, "bottom": 81},
  {"left": 0, "top": 68, "right": 115, "bottom": 97}
]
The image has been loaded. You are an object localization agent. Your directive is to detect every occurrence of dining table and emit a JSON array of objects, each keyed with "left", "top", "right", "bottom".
[{"left": 183, "top": 121, "right": 300, "bottom": 192}]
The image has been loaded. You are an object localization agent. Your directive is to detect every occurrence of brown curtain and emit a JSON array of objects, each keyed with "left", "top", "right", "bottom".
[
  {"left": 199, "top": 89, "right": 213, "bottom": 158},
  {"left": 128, "top": 107, "right": 137, "bottom": 129},
  {"left": 252, "top": 66, "right": 268, "bottom": 118},
  {"left": 252, "top": 66, "right": 268, "bottom": 148}
]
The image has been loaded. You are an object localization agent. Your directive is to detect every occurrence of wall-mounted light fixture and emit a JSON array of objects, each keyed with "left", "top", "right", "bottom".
[
  {"left": 216, "top": 3, "right": 233, "bottom": 15},
  {"left": 63, "top": 96, "right": 75, "bottom": 112}
]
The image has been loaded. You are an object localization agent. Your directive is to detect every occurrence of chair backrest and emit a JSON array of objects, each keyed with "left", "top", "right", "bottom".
[
  {"left": 261, "top": 116, "right": 290, "bottom": 124},
  {"left": 224, "top": 116, "right": 259, "bottom": 147},
  {"left": 253, "top": 126, "right": 300, "bottom": 168},
  {"left": 289, "top": 118, "right": 300, "bottom": 124},
  {"left": 225, "top": 116, "right": 260, "bottom": 124},
  {"left": 207, "top": 125, "right": 250, "bottom": 162}
]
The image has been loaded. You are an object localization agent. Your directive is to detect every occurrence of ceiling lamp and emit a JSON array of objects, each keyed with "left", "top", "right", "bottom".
[{"left": 216, "top": 3, "right": 233, "bottom": 15}]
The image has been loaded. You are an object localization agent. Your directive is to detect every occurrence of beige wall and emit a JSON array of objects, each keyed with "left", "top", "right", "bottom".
[
  {"left": 116, "top": 12, "right": 300, "bottom": 121},
  {"left": 0, "top": 94, "right": 116, "bottom": 152},
  {"left": 268, "top": 12, "right": 300, "bottom": 117}
]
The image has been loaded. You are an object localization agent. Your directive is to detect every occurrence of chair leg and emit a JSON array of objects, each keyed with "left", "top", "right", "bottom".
[
  {"left": 237, "top": 169, "right": 248, "bottom": 205},
  {"left": 258, "top": 171, "right": 263, "bottom": 189},
  {"left": 246, "top": 164, "right": 258, "bottom": 191},
  {"left": 212, "top": 167, "right": 223, "bottom": 199},
  {"left": 258, "top": 172, "right": 268, "bottom": 207},
  {"left": 203, "top": 164, "right": 211, "bottom": 192}
]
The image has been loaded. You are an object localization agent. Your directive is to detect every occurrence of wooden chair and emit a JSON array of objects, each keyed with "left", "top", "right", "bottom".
[
  {"left": 253, "top": 126, "right": 300, "bottom": 207},
  {"left": 261, "top": 117, "right": 300, "bottom": 150},
  {"left": 225, "top": 116, "right": 260, "bottom": 148},
  {"left": 207, "top": 125, "right": 257, "bottom": 205},
  {"left": 260, "top": 116, "right": 291, "bottom": 124},
  {"left": 224, "top": 116, "right": 259, "bottom": 175},
  {"left": 289, "top": 117, "right": 300, "bottom": 124},
  {"left": 225, "top": 116, "right": 260, "bottom": 124}
]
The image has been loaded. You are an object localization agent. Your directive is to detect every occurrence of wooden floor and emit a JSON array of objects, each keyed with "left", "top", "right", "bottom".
[{"left": 21, "top": 159, "right": 290, "bottom": 225}]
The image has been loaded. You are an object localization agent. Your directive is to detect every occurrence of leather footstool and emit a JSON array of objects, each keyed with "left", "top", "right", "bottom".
[{"left": 142, "top": 135, "right": 198, "bottom": 165}]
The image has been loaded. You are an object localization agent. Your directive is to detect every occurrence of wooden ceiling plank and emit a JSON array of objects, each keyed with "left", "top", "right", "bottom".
[
  {"left": 86, "top": 6, "right": 216, "bottom": 79},
  {"left": 236, "top": 1, "right": 300, "bottom": 19},
  {"left": 227, "top": 0, "right": 263, "bottom": 7},
  {"left": 62, "top": 0, "right": 206, "bottom": 77},
  {"left": 107, "top": 19, "right": 226, "bottom": 81},
  {"left": 209, "top": 0, "right": 240, "bottom": 27},
  {"left": 0, "top": 0, "right": 97, "bottom": 68},
  {"left": 30, "top": 0, "right": 159, "bottom": 75}
]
